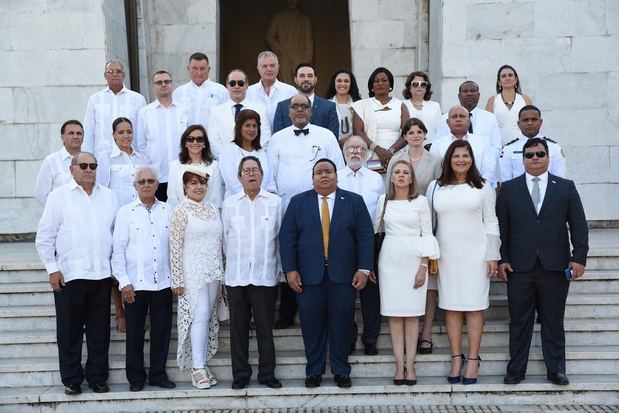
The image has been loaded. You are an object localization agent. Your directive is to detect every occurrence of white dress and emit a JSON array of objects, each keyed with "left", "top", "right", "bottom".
[
  {"left": 170, "top": 199, "right": 224, "bottom": 370},
  {"left": 374, "top": 195, "right": 440, "bottom": 317},
  {"left": 426, "top": 181, "right": 500, "bottom": 311},
  {"left": 352, "top": 97, "right": 403, "bottom": 159},
  {"left": 492, "top": 93, "right": 526, "bottom": 144},
  {"left": 403, "top": 100, "right": 442, "bottom": 142}
]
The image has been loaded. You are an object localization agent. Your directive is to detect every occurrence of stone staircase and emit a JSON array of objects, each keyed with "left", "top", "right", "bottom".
[{"left": 0, "top": 231, "right": 618, "bottom": 412}]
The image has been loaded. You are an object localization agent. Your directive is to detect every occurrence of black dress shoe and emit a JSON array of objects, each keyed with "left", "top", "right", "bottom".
[
  {"left": 149, "top": 379, "right": 176, "bottom": 389},
  {"left": 88, "top": 382, "right": 110, "bottom": 393},
  {"left": 405, "top": 379, "right": 417, "bottom": 386},
  {"left": 504, "top": 372, "right": 525, "bottom": 384},
  {"left": 259, "top": 377, "right": 283, "bottom": 388},
  {"left": 304, "top": 375, "right": 321, "bottom": 388},
  {"left": 274, "top": 319, "right": 294, "bottom": 329},
  {"left": 64, "top": 384, "right": 81, "bottom": 396},
  {"left": 129, "top": 382, "right": 144, "bottom": 392},
  {"left": 392, "top": 378, "right": 406, "bottom": 386},
  {"left": 364, "top": 343, "right": 378, "bottom": 355},
  {"left": 547, "top": 372, "right": 569, "bottom": 385},
  {"left": 231, "top": 379, "right": 248, "bottom": 389},
  {"left": 334, "top": 374, "right": 352, "bottom": 388}
]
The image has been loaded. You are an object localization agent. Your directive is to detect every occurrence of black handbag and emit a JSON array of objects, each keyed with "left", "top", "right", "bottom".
[{"left": 373, "top": 195, "right": 388, "bottom": 276}]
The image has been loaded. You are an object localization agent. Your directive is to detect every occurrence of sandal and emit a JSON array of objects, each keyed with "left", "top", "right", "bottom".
[
  {"left": 191, "top": 368, "right": 211, "bottom": 389},
  {"left": 418, "top": 339, "right": 433, "bottom": 354},
  {"left": 203, "top": 366, "right": 218, "bottom": 386}
]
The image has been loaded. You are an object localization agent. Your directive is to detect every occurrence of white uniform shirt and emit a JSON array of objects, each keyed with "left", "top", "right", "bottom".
[
  {"left": 135, "top": 99, "right": 190, "bottom": 182},
  {"left": 35, "top": 146, "right": 74, "bottom": 205},
  {"left": 247, "top": 79, "right": 298, "bottom": 128},
  {"left": 35, "top": 180, "right": 118, "bottom": 282},
  {"left": 172, "top": 79, "right": 228, "bottom": 128},
  {"left": 337, "top": 166, "right": 384, "bottom": 224},
  {"left": 207, "top": 98, "right": 272, "bottom": 158},
  {"left": 218, "top": 142, "right": 275, "bottom": 199},
  {"left": 111, "top": 199, "right": 172, "bottom": 290},
  {"left": 222, "top": 190, "right": 282, "bottom": 287},
  {"left": 436, "top": 107, "right": 502, "bottom": 157},
  {"left": 83, "top": 86, "right": 146, "bottom": 155},
  {"left": 97, "top": 144, "right": 149, "bottom": 206},
  {"left": 430, "top": 132, "right": 498, "bottom": 188},
  {"left": 499, "top": 134, "right": 566, "bottom": 182},
  {"left": 267, "top": 124, "right": 345, "bottom": 211}
]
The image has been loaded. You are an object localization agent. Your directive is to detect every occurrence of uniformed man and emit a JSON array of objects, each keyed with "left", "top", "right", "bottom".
[{"left": 499, "top": 105, "right": 566, "bottom": 183}]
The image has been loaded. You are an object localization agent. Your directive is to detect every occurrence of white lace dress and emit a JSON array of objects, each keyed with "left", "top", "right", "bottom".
[{"left": 170, "top": 198, "right": 224, "bottom": 370}]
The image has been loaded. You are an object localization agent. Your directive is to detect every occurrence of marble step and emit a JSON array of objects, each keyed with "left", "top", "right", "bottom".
[
  {"left": 1, "top": 317, "right": 618, "bottom": 359},
  {"left": 1, "top": 375, "right": 618, "bottom": 413},
  {"left": 0, "top": 345, "right": 618, "bottom": 388}
]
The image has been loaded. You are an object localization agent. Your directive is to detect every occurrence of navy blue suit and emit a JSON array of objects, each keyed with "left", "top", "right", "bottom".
[
  {"left": 279, "top": 188, "right": 373, "bottom": 376},
  {"left": 273, "top": 96, "right": 339, "bottom": 138},
  {"left": 497, "top": 173, "right": 588, "bottom": 375}
]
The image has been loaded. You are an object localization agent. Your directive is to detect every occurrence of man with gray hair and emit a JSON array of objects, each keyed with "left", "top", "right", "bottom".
[
  {"left": 112, "top": 165, "right": 175, "bottom": 392},
  {"left": 337, "top": 136, "right": 384, "bottom": 355},
  {"left": 36, "top": 152, "right": 119, "bottom": 395},
  {"left": 83, "top": 60, "right": 146, "bottom": 156},
  {"left": 247, "top": 51, "right": 298, "bottom": 128}
]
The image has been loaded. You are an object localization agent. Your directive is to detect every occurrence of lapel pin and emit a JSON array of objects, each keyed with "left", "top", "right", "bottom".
[
  {"left": 340, "top": 196, "right": 344, "bottom": 199},
  {"left": 552, "top": 180, "right": 556, "bottom": 184}
]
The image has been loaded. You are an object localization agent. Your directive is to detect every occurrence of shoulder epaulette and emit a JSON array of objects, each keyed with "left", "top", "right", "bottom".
[
  {"left": 504, "top": 138, "right": 519, "bottom": 147},
  {"left": 542, "top": 136, "right": 557, "bottom": 144}
]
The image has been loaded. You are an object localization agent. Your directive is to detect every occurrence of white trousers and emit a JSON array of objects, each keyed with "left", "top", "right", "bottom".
[{"left": 190, "top": 281, "right": 219, "bottom": 368}]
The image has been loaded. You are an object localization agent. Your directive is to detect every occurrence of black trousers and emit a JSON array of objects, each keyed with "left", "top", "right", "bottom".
[
  {"left": 54, "top": 278, "right": 112, "bottom": 386},
  {"left": 155, "top": 182, "right": 168, "bottom": 202},
  {"left": 506, "top": 259, "right": 570, "bottom": 375},
  {"left": 227, "top": 285, "right": 277, "bottom": 382},
  {"left": 358, "top": 275, "right": 381, "bottom": 345},
  {"left": 277, "top": 282, "right": 297, "bottom": 323},
  {"left": 125, "top": 288, "right": 173, "bottom": 385}
]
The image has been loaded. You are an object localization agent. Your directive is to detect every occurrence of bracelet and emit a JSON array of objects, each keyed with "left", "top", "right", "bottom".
[
  {"left": 388, "top": 147, "right": 396, "bottom": 154},
  {"left": 420, "top": 263, "right": 428, "bottom": 268}
]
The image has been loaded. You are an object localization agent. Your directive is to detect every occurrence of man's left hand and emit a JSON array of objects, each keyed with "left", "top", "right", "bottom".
[
  {"left": 352, "top": 271, "right": 368, "bottom": 290},
  {"left": 569, "top": 261, "right": 585, "bottom": 279}
]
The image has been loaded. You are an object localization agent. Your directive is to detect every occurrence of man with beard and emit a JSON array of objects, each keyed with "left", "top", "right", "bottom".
[
  {"left": 272, "top": 63, "right": 338, "bottom": 137},
  {"left": 337, "top": 136, "right": 384, "bottom": 355}
]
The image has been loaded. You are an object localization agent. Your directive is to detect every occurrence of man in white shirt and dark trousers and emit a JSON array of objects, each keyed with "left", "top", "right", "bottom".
[
  {"left": 207, "top": 69, "right": 271, "bottom": 157},
  {"left": 268, "top": 94, "right": 345, "bottom": 329},
  {"left": 112, "top": 166, "right": 175, "bottom": 392},
  {"left": 247, "top": 51, "right": 298, "bottom": 129},
  {"left": 337, "top": 136, "right": 384, "bottom": 355},
  {"left": 35, "top": 120, "right": 84, "bottom": 205},
  {"left": 136, "top": 70, "right": 190, "bottom": 201},
  {"left": 172, "top": 52, "right": 228, "bottom": 129},
  {"left": 35, "top": 152, "right": 119, "bottom": 396},
  {"left": 222, "top": 156, "right": 283, "bottom": 390},
  {"left": 83, "top": 60, "right": 146, "bottom": 156}
]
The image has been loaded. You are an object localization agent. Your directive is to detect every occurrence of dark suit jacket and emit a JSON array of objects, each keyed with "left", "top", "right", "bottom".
[
  {"left": 279, "top": 188, "right": 374, "bottom": 285},
  {"left": 496, "top": 173, "right": 588, "bottom": 272},
  {"left": 273, "top": 96, "right": 339, "bottom": 138}
]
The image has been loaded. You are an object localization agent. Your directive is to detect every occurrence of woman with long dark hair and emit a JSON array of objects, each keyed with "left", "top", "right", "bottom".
[{"left": 325, "top": 69, "right": 362, "bottom": 145}]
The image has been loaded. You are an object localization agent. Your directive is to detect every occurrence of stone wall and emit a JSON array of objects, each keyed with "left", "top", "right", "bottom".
[{"left": 431, "top": 0, "right": 619, "bottom": 220}]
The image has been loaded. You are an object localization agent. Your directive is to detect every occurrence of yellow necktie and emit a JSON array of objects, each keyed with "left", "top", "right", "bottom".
[{"left": 321, "top": 196, "right": 330, "bottom": 258}]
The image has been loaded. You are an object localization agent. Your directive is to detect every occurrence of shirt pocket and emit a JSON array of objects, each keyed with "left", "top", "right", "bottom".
[
  {"left": 65, "top": 246, "right": 91, "bottom": 273},
  {"left": 230, "top": 216, "right": 245, "bottom": 232}
]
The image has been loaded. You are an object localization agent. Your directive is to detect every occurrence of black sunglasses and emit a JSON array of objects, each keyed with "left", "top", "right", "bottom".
[
  {"left": 77, "top": 163, "right": 98, "bottom": 170},
  {"left": 186, "top": 136, "right": 205, "bottom": 143},
  {"left": 136, "top": 178, "right": 157, "bottom": 185},
  {"left": 523, "top": 151, "right": 547, "bottom": 159},
  {"left": 228, "top": 80, "right": 246, "bottom": 87}
]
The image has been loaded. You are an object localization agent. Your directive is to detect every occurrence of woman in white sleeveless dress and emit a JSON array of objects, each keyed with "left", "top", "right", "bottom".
[
  {"left": 426, "top": 140, "right": 500, "bottom": 385},
  {"left": 170, "top": 166, "right": 225, "bottom": 389},
  {"left": 485, "top": 65, "right": 533, "bottom": 144},
  {"left": 376, "top": 160, "right": 439, "bottom": 385},
  {"left": 352, "top": 67, "right": 410, "bottom": 172}
]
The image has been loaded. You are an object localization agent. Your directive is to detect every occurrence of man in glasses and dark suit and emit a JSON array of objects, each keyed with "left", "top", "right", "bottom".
[
  {"left": 497, "top": 137, "right": 588, "bottom": 386},
  {"left": 36, "top": 152, "right": 119, "bottom": 396}
]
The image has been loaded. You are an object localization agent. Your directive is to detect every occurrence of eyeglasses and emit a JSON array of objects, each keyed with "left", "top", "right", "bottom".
[
  {"left": 241, "top": 167, "right": 261, "bottom": 175},
  {"left": 105, "top": 69, "right": 124, "bottom": 75},
  {"left": 153, "top": 79, "right": 172, "bottom": 85},
  {"left": 524, "top": 151, "right": 547, "bottom": 159},
  {"left": 411, "top": 81, "right": 428, "bottom": 88},
  {"left": 228, "top": 80, "right": 246, "bottom": 87},
  {"left": 345, "top": 146, "right": 367, "bottom": 153},
  {"left": 136, "top": 178, "right": 157, "bottom": 185},
  {"left": 186, "top": 136, "right": 205, "bottom": 143},
  {"left": 77, "top": 163, "right": 98, "bottom": 170},
  {"left": 290, "top": 103, "right": 310, "bottom": 110}
]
